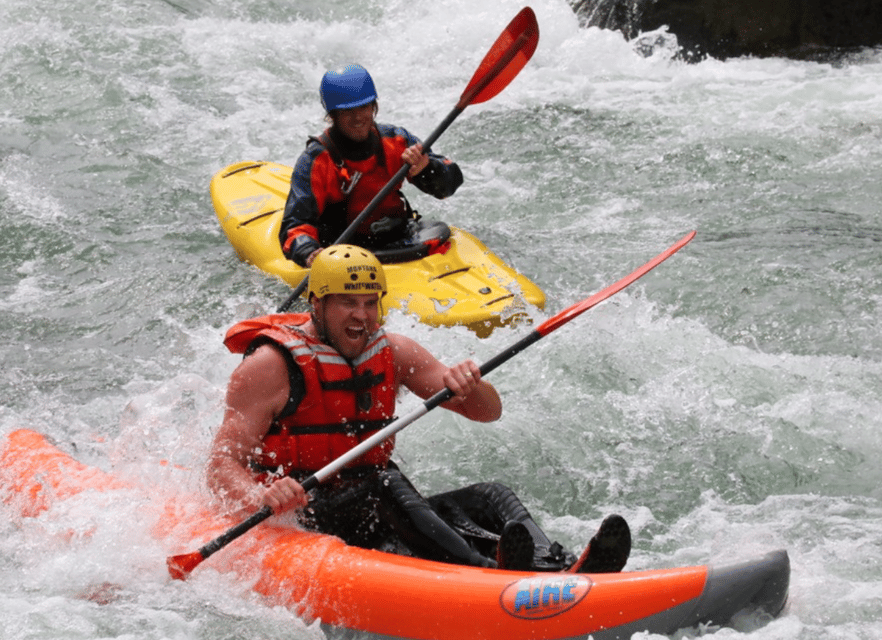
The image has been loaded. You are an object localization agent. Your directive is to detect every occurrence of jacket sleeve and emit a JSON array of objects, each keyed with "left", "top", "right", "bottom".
[
  {"left": 409, "top": 155, "right": 464, "bottom": 199},
  {"left": 279, "top": 146, "right": 324, "bottom": 266},
  {"left": 393, "top": 125, "right": 464, "bottom": 199}
]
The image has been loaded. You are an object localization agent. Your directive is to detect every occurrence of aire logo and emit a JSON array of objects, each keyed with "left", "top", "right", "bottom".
[{"left": 499, "top": 574, "right": 592, "bottom": 620}]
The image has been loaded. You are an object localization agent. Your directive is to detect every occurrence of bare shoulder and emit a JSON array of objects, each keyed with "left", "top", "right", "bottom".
[
  {"left": 386, "top": 331, "right": 417, "bottom": 354},
  {"left": 387, "top": 331, "right": 445, "bottom": 392},
  {"left": 387, "top": 332, "right": 436, "bottom": 368},
  {"left": 218, "top": 343, "right": 293, "bottom": 443},
  {"left": 239, "top": 342, "right": 289, "bottom": 371},
  {"left": 228, "top": 343, "right": 291, "bottom": 399}
]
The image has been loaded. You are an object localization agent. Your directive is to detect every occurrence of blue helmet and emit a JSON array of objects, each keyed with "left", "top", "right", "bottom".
[{"left": 319, "top": 64, "right": 378, "bottom": 112}]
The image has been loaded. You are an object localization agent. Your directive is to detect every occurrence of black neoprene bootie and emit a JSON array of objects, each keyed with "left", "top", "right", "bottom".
[
  {"left": 496, "top": 521, "right": 534, "bottom": 571},
  {"left": 569, "top": 514, "right": 631, "bottom": 573}
]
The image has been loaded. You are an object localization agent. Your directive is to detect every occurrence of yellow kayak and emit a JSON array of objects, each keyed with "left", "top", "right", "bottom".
[{"left": 211, "top": 161, "right": 545, "bottom": 337}]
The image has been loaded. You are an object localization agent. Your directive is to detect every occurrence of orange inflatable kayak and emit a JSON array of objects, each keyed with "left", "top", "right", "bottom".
[{"left": 1, "top": 429, "right": 789, "bottom": 639}]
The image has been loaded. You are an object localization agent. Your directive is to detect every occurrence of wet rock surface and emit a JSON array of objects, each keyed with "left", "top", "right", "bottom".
[{"left": 571, "top": 0, "right": 882, "bottom": 60}]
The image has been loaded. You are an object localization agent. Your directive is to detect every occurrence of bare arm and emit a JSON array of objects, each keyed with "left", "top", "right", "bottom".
[
  {"left": 207, "top": 345, "right": 308, "bottom": 514},
  {"left": 389, "top": 333, "right": 502, "bottom": 422}
]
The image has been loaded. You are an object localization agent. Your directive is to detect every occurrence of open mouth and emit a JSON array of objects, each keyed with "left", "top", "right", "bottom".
[{"left": 344, "top": 324, "right": 366, "bottom": 341}]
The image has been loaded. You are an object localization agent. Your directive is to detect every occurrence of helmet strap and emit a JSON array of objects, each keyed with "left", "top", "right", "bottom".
[{"left": 309, "top": 296, "right": 331, "bottom": 346}]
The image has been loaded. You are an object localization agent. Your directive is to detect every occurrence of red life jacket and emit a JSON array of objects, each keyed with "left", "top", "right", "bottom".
[
  {"left": 223, "top": 313, "right": 397, "bottom": 478},
  {"left": 315, "top": 127, "right": 411, "bottom": 236}
]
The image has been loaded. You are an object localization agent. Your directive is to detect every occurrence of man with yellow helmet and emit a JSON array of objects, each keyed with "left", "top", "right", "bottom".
[{"left": 207, "top": 245, "right": 630, "bottom": 572}]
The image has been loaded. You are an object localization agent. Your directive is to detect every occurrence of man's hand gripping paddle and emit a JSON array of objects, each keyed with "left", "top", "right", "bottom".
[
  {"left": 167, "top": 230, "right": 696, "bottom": 579},
  {"left": 276, "top": 6, "right": 540, "bottom": 312}
]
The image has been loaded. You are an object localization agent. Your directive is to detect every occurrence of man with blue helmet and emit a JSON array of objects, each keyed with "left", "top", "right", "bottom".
[{"left": 279, "top": 64, "right": 464, "bottom": 267}]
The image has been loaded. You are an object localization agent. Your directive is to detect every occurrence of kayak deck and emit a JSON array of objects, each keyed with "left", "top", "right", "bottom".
[{"left": 211, "top": 161, "right": 546, "bottom": 337}]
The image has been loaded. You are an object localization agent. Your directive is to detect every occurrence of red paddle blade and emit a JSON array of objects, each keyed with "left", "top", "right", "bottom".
[
  {"left": 536, "top": 231, "right": 697, "bottom": 337},
  {"left": 459, "top": 6, "right": 540, "bottom": 107},
  {"left": 167, "top": 552, "right": 204, "bottom": 580}
]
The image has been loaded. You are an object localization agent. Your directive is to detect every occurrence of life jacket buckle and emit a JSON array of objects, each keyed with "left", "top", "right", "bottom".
[{"left": 341, "top": 169, "right": 362, "bottom": 195}]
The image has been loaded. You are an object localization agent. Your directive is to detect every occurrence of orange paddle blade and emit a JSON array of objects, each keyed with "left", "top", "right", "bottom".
[
  {"left": 167, "top": 552, "right": 204, "bottom": 581},
  {"left": 459, "top": 6, "right": 540, "bottom": 107},
  {"left": 537, "top": 231, "right": 697, "bottom": 337}
]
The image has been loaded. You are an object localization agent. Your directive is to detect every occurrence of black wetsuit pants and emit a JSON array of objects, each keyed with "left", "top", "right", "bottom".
[{"left": 299, "top": 463, "right": 573, "bottom": 570}]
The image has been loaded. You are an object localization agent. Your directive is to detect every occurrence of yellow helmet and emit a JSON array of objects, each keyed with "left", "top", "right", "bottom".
[{"left": 307, "top": 245, "right": 387, "bottom": 299}]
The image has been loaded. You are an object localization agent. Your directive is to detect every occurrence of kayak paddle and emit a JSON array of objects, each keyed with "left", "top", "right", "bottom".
[
  {"left": 276, "top": 6, "right": 540, "bottom": 312},
  {"left": 167, "top": 230, "right": 696, "bottom": 579}
]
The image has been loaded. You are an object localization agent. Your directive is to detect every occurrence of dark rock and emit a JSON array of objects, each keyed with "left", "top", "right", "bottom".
[{"left": 570, "top": 0, "right": 882, "bottom": 60}]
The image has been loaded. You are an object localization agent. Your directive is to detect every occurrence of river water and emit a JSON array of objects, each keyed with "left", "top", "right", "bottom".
[{"left": 2, "top": 0, "right": 881, "bottom": 638}]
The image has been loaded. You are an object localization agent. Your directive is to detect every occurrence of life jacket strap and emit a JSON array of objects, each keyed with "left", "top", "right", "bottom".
[
  {"left": 320, "top": 369, "right": 385, "bottom": 392},
  {"left": 310, "top": 130, "right": 376, "bottom": 195},
  {"left": 265, "top": 417, "right": 394, "bottom": 437}
]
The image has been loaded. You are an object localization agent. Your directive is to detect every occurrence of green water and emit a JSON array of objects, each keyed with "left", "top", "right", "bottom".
[{"left": 2, "top": 0, "right": 882, "bottom": 638}]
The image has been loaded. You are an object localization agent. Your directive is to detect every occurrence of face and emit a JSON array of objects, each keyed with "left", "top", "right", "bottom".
[
  {"left": 314, "top": 293, "right": 381, "bottom": 359},
  {"left": 333, "top": 103, "right": 375, "bottom": 142}
]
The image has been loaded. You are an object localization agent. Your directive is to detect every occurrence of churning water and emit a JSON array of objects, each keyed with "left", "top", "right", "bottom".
[{"left": 2, "top": 0, "right": 881, "bottom": 638}]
